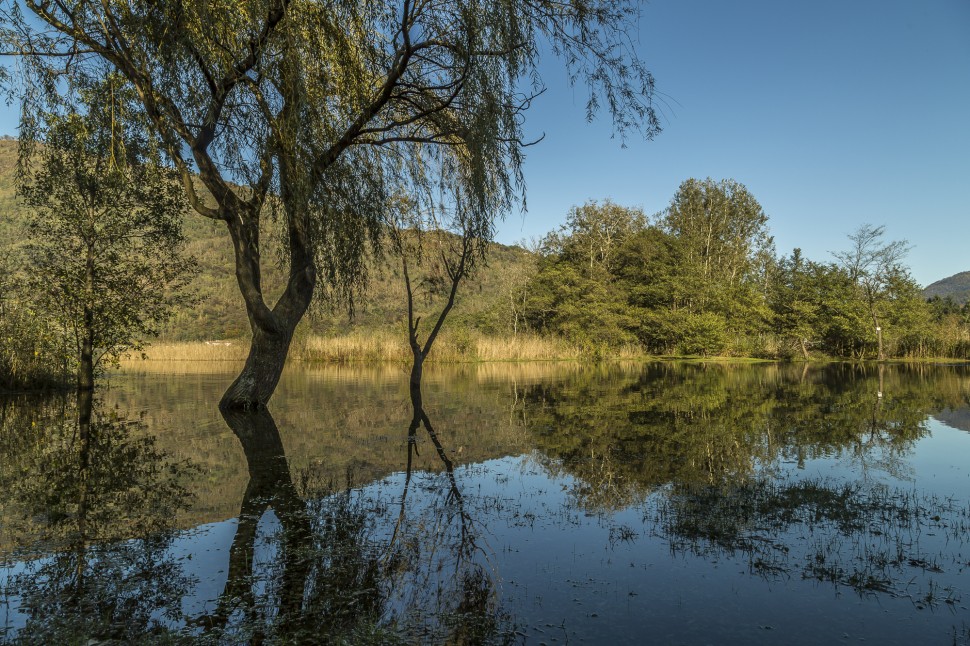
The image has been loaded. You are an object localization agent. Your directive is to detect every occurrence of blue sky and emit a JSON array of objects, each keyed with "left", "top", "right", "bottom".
[
  {"left": 2, "top": 1, "right": 966, "bottom": 286},
  {"left": 506, "top": 0, "right": 970, "bottom": 286}
]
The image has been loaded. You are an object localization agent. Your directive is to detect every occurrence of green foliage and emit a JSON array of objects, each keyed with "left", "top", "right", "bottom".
[
  {"left": 525, "top": 183, "right": 777, "bottom": 356},
  {"left": 677, "top": 311, "right": 728, "bottom": 356},
  {"left": 15, "top": 79, "right": 194, "bottom": 384},
  {"left": 0, "top": 262, "right": 72, "bottom": 391},
  {"left": 0, "top": 141, "right": 535, "bottom": 348},
  {"left": 2, "top": 134, "right": 967, "bottom": 362},
  {"left": 535, "top": 201, "right": 649, "bottom": 349},
  {"left": 522, "top": 182, "right": 962, "bottom": 360},
  {"left": 3, "top": 0, "right": 663, "bottom": 405}
]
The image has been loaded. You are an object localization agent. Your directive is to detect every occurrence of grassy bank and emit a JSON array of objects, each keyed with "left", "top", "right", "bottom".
[{"left": 298, "top": 330, "right": 595, "bottom": 363}]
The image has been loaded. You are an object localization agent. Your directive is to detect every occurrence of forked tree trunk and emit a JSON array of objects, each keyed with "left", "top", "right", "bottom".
[{"left": 218, "top": 197, "right": 316, "bottom": 410}]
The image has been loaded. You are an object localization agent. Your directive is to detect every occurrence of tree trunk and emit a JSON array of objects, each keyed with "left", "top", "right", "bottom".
[
  {"left": 872, "top": 311, "right": 884, "bottom": 361},
  {"left": 79, "top": 311, "right": 95, "bottom": 392},
  {"left": 218, "top": 198, "right": 316, "bottom": 410},
  {"left": 79, "top": 243, "right": 96, "bottom": 392},
  {"left": 221, "top": 325, "right": 297, "bottom": 409},
  {"left": 799, "top": 337, "right": 809, "bottom": 361}
]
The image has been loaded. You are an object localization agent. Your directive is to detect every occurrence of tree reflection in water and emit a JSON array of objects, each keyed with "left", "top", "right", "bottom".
[
  {"left": 3, "top": 363, "right": 967, "bottom": 642},
  {"left": 520, "top": 362, "right": 970, "bottom": 606},
  {"left": 0, "top": 391, "right": 195, "bottom": 644},
  {"left": 522, "top": 363, "right": 955, "bottom": 510},
  {"left": 196, "top": 404, "right": 512, "bottom": 645}
]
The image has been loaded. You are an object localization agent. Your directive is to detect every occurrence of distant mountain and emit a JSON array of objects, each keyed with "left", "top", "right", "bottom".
[{"left": 923, "top": 272, "right": 970, "bottom": 305}]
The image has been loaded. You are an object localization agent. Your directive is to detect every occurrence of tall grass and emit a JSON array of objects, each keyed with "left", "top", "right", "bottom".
[
  {"left": 118, "top": 331, "right": 597, "bottom": 368},
  {"left": 117, "top": 341, "right": 247, "bottom": 373},
  {"left": 298, "top": 330, "right": 588, "bottom": 363}
]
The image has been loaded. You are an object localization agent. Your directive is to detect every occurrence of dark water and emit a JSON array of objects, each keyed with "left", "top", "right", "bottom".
[{"left": 2, "top": 362, "right": 969, "bottom": 644}]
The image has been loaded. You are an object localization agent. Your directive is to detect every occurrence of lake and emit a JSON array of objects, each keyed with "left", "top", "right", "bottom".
[{"left": 1, "top": 362, "right": 969, "bottom": 644}]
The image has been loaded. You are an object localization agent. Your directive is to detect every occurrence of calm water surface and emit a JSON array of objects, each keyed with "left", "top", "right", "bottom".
[{"left": 1, "top": 362, "right": 969, "bottom": 644}]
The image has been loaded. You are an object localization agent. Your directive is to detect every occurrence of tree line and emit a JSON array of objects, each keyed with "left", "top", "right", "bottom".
[
  {"left": 519, "top": 179, "right": 968, "bottom": 359},
  {"left": 3, "top": 169, "right": 967, "bottom": 395}
]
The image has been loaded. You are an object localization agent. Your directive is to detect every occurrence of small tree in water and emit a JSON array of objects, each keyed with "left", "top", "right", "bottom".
[{"left": 18, "top": 77, "right": 193, "bottom": 392}]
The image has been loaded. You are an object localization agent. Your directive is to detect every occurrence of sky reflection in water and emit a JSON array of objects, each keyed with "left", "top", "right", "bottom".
[{"left": 1, "top": 362, "right": 969, "bottom": 644}]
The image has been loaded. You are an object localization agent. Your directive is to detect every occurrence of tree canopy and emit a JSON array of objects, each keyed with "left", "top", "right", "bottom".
[
  {"left": 1, "top": 0, "right": 662, "bottom": 406},
  {"left": 521, "top": 180, "right": 949, "bottom": 360},
  {"left": 17, "top": 75, "right": 193, "bottom": 390}
]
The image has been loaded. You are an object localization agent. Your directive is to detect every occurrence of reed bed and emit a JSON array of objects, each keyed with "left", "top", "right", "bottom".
[
  {"left": 117, "top": 330, "right": 646, "bottom": 371},
  {"left": 298, "top": 330, "right": 589, "bottom": 363},
  {"left": 118, "top": 341, "right": 247, "bottom": 373},
  {"left": 299, "top": 331, "right": 409, "bottom": 363}
]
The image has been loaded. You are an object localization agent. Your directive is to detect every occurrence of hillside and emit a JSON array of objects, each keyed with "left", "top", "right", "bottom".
[
  {"left": 0, "top": 139, "right": 534, "bottom": 342},
  {"left": 923, "top": 271, "right": 970, "bottom": 305}
]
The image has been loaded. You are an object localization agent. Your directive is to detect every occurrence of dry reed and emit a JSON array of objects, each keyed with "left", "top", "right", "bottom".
[
  {"left": 117, "top": 341, "right": 247, "bottom": 373},
  {"left": 117, "top": 330, "right": 647, "bottom": 371},
  {"left": 299, "top": 330, "right": 588, "bottom": 363}
]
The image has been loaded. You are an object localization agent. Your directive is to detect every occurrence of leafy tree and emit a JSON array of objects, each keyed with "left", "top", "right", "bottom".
[
  {"left": 880, "top": 269, "right": 933, "bottom": 357},
  {"left": 659, "top": 178, "right": 772, "bottom": 300},
  {"left": 0, "top": 258, "right": 71, "bottom": 390},
  {"left": 525, "top": 202, "right": 645, "bottom": 349},
  {"left": 771, "top": 249, "right": 822, "bottom": 359},
  {"left": 832, "top": 224, "right": 911, "bottom": 360},
  {"left": 2, "top": 0, "right": 662, "bottom": 408},
  {"left": 549, "top": 200, "right": 647, "bottom": 274},
  {"left": 18, "top": 78, "right": 193, "bottom": 391},
  {"left": 655, "top": 178, "right": 774, "bottom": 343}
]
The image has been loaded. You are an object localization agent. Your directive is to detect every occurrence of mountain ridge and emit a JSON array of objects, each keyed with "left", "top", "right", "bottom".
[{"left": 923, "top": 271, "right": 970, "bottom": 305}]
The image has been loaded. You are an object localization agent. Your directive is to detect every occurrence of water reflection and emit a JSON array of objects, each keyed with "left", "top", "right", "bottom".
[
  {"left": 0, "top": 393, "right": 195, "bottom": 643},
  {"left": 655, "top": 474, "right": 970, "bottom": 602},
  {"left": 1, "top": 363, "right": 968, "bottom": 644},
  {"left": 522, "top": 363, "right": 957, "bottom": 510},
  {"left": 190, "top": 404, "right": 511, "bottom": 644}
]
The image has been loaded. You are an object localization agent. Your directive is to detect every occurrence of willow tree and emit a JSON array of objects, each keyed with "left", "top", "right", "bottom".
[{"left": 2, "top": 0, "right": 661, "bottom": 409}]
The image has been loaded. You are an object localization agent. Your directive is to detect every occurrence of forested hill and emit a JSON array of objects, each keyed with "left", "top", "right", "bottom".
[
  {"left": 0, "top": 139, "right": 534, "bottom": 341},
  {"left": 923, "top": 272, "right": 970, "bottom": 305}
]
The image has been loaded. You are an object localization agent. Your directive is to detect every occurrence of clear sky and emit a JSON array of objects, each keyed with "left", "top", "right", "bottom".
[
  {"left": 2, "top": 1, "right": 966, "bottom": 286},
  {"left": 506, "top": 0, "right": 970, "bottom": 287}
]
